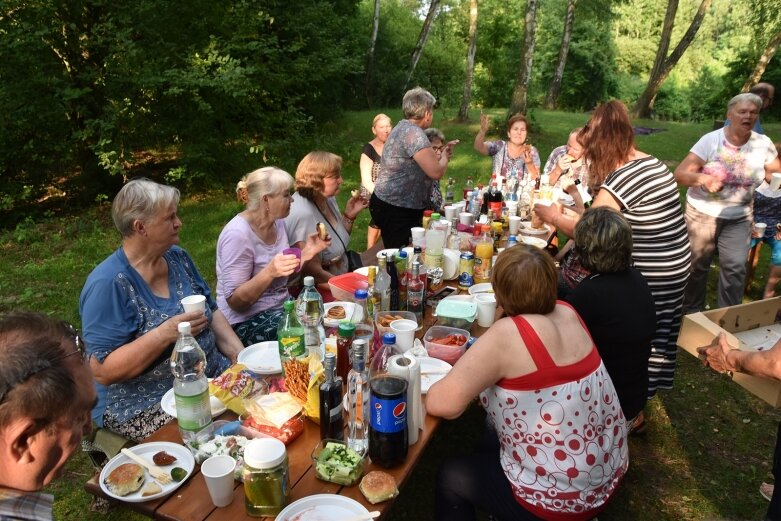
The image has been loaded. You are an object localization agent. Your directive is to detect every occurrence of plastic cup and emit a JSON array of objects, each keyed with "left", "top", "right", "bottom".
[
  {"left": 410, "top": 227, "right": 426, "bottom": 247},
  {"left": 201, "top": 455, "right": 236, "bottom": 507},
  {"left": 509, "top": 216, "right": 522, "bottom": 235},
  {"left": 754, "top": 222, "right": 768, "bottom": 237},
  {"left": 282, "top": 247, "right": 302, "bottom": 272},
  {"left": 771, "top": 173, "right": 781, "bottom": 191},
  {"left": 390, "top": 319, "right": 417, "bottom": 352},
  {"left": 181, "top": 295, "right": 206, "bottom": 314},
  {"left": 459, "top": 212, "right": 474, "bottom": 226},
  {"left": 475, "top": 293, "right": 497, "bottom": 328},
  {"left": 444, "top": 205, "right": 458, "bottom": 220}
]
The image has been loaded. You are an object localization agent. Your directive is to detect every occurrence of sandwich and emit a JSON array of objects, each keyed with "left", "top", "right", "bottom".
[
  {"left": 316, "top": 222, "right": 328, "bottom": 241},
  {"left": 359, "top": 471, "right": 399, "bottom": 504},
  {"left": 104, "top": 462, "right": 145, "bottom": 496}
]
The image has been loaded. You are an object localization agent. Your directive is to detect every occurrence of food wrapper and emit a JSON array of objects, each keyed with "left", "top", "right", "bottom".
[
  {"left": 281, "top": 353, "right": 324, "bottom": 423},
  {"left": 209, "top": 364, "right": 268, "bottom": 416},
  {"left": 242, "top": 391, "right": 306, "bottom": 445}
]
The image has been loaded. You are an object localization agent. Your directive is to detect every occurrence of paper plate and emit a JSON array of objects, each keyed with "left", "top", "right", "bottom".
[
  {"left": 420, "top": 357, "right": 453, "bottom": 394},
  {"left": 160, "top": 388, "right": 227, "bottom": 419},
  {"left": 237, "top": 341, "right": 282, "bottom": 374},
  {"left": 276, "top": 494, "right": 369, "bottom": 521},
  {"left": 324, "top": 301, "right": 356, "bottom": 327},
  {"left": 98, "top": 442, "right": 195, "bottom": 503},
  {"left": 520, "top": 222, "right": 552, "bottom": 236},
  {"left": 443, "top": 249, "right": 460, "bottom": 280},
  {"left": 467, "top": 283, "right": 494, "bottom": 296},
  {"left": 521, "top": 236, "right": 548, "bottom": 249},
  {"left": 353, "top": 266, "right": 371, "bottom": 277}
]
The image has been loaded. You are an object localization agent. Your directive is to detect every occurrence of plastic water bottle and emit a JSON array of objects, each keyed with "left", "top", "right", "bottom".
[
  {"left": 296, "top": 276, "right": 324, "bottom": 356},
  {"left": 424, "top": 213, "right": 447, "bottom": 271},
  {"left": 170, "top": 322, "right": 212, "bottom": 446}
]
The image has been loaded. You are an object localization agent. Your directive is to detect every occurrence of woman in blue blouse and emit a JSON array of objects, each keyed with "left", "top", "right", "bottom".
[{"left": 79, "top": 178, "right": 243, "bottom": 441}]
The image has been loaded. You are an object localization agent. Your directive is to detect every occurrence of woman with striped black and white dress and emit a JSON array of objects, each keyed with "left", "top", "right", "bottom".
[{"left": 534, "top": 100, "right": 690, "bottom": 403}]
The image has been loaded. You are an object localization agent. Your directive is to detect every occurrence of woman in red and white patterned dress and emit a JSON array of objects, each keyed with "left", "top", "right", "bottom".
[{"left": 428, "top": 245, "right": 628, "bottom": 521}]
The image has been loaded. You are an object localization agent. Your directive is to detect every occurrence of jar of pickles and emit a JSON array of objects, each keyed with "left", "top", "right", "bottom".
[{"left": 243, "top": 438, "right": 289, "bottom": 517}]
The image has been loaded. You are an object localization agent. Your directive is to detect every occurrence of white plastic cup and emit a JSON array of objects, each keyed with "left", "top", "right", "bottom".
[
  {"left": 444, "top": 205, "right": 458, "bottom": 220},
  {"left": 475, "top": 293, "right": 497, "bottom": 328},
  {"left": 459, "top": 212, "right": 475, "bottom": 226},
  {"left": 771, "top": 173, "right": 781, "bottom": 191},
  {"left": 201, "top": 455, "right": 236, "bottom": 507},
  {"left": 390, "top": 319, "right": 417, "bottom": 352},
  {"left": 509, "top": 216, "right": 522, "bottom": 235},
  {"left": 181, "top": 295, "right": 206, "bottom": 314},
  {"left": 754, "top": 222, "right": 768, "bottom": 236},
  {"left": 411, "top": 227, "right": 426, "bottom": 241},
  {"left": 506, "top": 202, "right": 518, "bottom": 216}
]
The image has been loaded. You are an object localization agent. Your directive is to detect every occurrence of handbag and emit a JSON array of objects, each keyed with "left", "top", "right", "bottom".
[{"left": 313, "top": 204, "right": 363, "bottom": 272}]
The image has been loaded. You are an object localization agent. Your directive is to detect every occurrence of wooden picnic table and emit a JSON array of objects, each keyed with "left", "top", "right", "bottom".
[{"left": 85, "top": 278, "right": 490, "bottom": 520}]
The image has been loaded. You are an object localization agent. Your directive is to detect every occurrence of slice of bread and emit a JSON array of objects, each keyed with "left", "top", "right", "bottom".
[
  {"left": 104, "top": 462, "right": 145, "bottom": 496},
  {"left": 140, "top": 481, "right": 162, "bottom": 497},
  {"left": 359, "top": 471, "right": 398, "bottom": 504}
]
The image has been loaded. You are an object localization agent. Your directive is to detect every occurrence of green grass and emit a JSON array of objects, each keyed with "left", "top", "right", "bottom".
[{"left": 2, "top": 110, "right": 780, "bottom": 520}]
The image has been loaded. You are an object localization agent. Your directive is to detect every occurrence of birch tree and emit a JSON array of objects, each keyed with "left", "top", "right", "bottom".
[
  {"left": 509, "top": 0, "right": 540, "bottom": 115},
  {"left": 403, "top": 0, "right": 442, "bottom": 92},
  {"left": 458, "top": 0, "right": 479, "bottom": 121},
  {"left": 544, "top": 0, "right": 577, "bottom": 109},
  {"left": 741, "top": 30, "right": 781, "bottom": 93},
  {"left": 365, "top": 0, "right": 381, "bottom": 106}
]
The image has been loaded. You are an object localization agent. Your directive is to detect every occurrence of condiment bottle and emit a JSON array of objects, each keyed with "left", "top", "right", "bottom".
[
  {"left": 243, "top": 438, "right": 290, "bottom": 517},
  {"left": 335, "top": 322, "right": 356, "bottom": 382}
]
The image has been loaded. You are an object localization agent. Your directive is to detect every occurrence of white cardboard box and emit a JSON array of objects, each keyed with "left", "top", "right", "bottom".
[{"left": 677, "top": 297, "right": 781, "bottom": 408}]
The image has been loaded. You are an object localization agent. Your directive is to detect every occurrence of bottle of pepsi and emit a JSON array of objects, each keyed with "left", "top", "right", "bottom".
[{"left": 368, "top": 333, "right": 408, "bottom": 467}]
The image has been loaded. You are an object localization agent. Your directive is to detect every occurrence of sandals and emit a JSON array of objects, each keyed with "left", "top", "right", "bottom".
[
  {"left": 761, "top": 482, "right": 774, "bottom": 502},
  {"left": 628, "top": 411, "right": 647, "bottom": 436}
]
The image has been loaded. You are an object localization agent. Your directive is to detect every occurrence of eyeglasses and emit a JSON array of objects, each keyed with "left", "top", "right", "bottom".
[
  {"left": 0, "top": 323, "right": 85, "bottom": 405},
  {"left": 432, "top": 145, "right": 445, "bottom": 152}
]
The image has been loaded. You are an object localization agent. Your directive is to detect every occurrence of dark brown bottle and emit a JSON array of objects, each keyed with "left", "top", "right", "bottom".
[{"left": 319, "top": 352, "right": 344, "bottom": 441}]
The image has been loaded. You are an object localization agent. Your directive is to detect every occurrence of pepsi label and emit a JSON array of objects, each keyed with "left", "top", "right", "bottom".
[{"left": 370, "top": 394, "right": 407, "bottom": 434}]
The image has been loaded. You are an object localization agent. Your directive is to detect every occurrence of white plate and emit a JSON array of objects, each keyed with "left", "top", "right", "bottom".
[
  {"left": 521, "top": 236, "right": 548, "bottom": 249},
  {"left": 324, "top": 301, "right": 356, "bottom": 327},
  {"left": 376, "top": 248, "right": 399, "bottom": 260},
  {"left": 160, "top": 388, "right": 227, "bottom": 419},
  {"left": 443, "top": 249, "right": 460, "bottom": 280},
  {"left": 98, "top": 442, "right": 195, "bottom": 503},
  {"left": 520, "top": 222, "right": 552, "bottom": 236},
  {"left": 420, "top": 357, "right": 453, "bottom": 394},
  {"left": 353, "top": 266, "right": 371, "bottom": 277},
  {"left": 467, "top": 283, "right": 494, "bottom": 296},
  {"left": 276, "top": 494, "right": 369, "bottom": 521},
  {"left": 237, "top": 341, "right": 282, "bottom": 374}
]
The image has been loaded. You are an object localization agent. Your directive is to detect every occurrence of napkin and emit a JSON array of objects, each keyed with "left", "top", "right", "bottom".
[{"left": 388, "top": 353, "right": 424, "bottom": 445}]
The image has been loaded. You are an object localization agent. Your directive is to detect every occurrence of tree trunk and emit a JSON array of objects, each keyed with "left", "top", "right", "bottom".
[
  {"left": 544, "top": 0, "right": 577, "bottom": 109},
  {"left": 403, "top": 0, "right": 441, "bottom": 92},
  {"left": 509, "top": 0, "right": 540, "bottom": 115},
  {"left": 634, "top": 0, "right": 712, "bottom": 118},
  {"left": 457, "top": 0, "right": 479, "bottom": 122},
  {"left": 741, "top": 29, "right": 781, "bottom": 92},
  {"left": 365, "top": 0, "right": 381, "bottom": 107}
]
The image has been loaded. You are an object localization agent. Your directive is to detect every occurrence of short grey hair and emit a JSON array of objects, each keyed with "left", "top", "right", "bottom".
[
  {"left": 574, "top": 207, "right": 633, "bottom": 273},
  {"left": 425, "top": 128, "right": 445, "bottom": 143},
  {"left": 728, "top": 93, "right": 762, "bottom": 111},
  {"left": 402, "top": 87, "right": 436, "bottom": 119},
  {"left": 245, "top": 167, "right": 294, "bottom": 211},
  {"left": 112, "top": 178, "right": 180, "bottom": 237}
]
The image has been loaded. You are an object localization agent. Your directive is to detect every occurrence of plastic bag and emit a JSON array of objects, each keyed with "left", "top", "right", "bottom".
[
  {"left": 209, "top": 364, "right": 268, "bottom": 416},
  {"left": 280, "top": 353, "right": 324, "bottom": 423}
]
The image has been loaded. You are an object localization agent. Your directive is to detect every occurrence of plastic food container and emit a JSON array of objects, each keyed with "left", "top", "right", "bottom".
[
  {"left": 311, "top": 439, "right": 366, "bottom": 486},
  {"left": 239, "top": 412, "right": 305, "bottom": 446},
  {"left": 328, "top": 272, "right": 368, "bottom": 302},
  {"left": 424, "top": 325, "right": 470, "bottom": 364},
  {"left": 435, "top": 299, "right": 477, "bottom": 330},
  {"left": 374, "top": 310, "right": 420, "bottom": 333}
]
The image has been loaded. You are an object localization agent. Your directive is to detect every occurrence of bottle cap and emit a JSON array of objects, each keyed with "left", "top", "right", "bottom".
[
  {"left": 303, "top": 276, "right": 315, "bottom": 287},
  {"left": 423, "top": 210, "right": 433, "bottom": 217},
  {"left": 354, "top": 288, "right": 368, "bottom": 300},
  {"left": 323, "top": 351, "right": 336, "bottom": 370},
  {"left": 178, "top": 322, "right": 191, "bottom": 333},
  {"left": 398, "top": 251, "right": 408, "bottom": 259},
  {"left": 431, "top": 213, "right": 441, "bottom": 220},
  {"left": 283, "top": 300, "right": 295, "bottom": 311},
  {"left": 244, "top": 438, "right": 286, "bottom": 469},
  {"left": 383, "top": 333, "right": 396, "bottom": 344},
  {"left": 337, "top": 322, "right": 356, "bottom": 337}
]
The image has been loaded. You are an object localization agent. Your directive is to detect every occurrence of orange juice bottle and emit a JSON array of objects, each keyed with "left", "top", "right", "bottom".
[{"left": 474, "top": 224, "right": 494, "bottom": 284}]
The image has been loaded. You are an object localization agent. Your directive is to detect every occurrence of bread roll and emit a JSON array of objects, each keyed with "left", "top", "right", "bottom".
[
  {"left": 317, "top": 222, "right": 328, "bottom": 240},
  {"left": 104, "top": 462, "right": 145, "bottom": 496},
  {"left": 359, "top": 471, "right": 398, "bottom": 504}
]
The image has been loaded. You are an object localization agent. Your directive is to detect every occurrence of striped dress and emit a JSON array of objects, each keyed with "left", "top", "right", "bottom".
[{"left": 601, "top": 156, "right": 691, "bottom": 396}]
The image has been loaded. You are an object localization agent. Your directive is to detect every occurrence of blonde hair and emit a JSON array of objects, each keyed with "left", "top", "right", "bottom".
[
  {"left": 372, "top": 113, "right": 391, "bottom": 129},
  {"left": 295, "top": 151, "right": 343, "bottom": 200},
  {"left": 491, "top": 245, "right": 557, "bottom": 316},
  {"left": 112, "top": 178, "right": 180, "bottom": 237},
  {"left": 244, "top": 167, "right": 294, "bottom": 211}
]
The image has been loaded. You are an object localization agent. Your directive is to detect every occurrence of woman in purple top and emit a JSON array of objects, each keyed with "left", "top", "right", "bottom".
[
  {"left": 474, "top": 112, "right": 540, "bottom": 185},
  {"left": 216, "top": 167, "right": 329, "bottom": 346}
]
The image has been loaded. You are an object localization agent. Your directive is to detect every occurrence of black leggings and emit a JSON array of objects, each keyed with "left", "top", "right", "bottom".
[
  {"left": 435, "top": 428, "right": 543, "bottom": 521},
  {"left": 369, "top": 193, "right": 423, "bottom": 249}
]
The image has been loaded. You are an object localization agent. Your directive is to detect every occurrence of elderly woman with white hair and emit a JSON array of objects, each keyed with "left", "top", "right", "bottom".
[
  {"left": 675, "top": 92, "right": 781, "bottom": 312},
  {"left": 80, "top": 178, "right": 244, "bottom": 441},
  {"left": 370, "top": 87, "right": 455, "bottom": 249},
  {"left": 216, "top": 167, "right": 329, "bottom": 345}
]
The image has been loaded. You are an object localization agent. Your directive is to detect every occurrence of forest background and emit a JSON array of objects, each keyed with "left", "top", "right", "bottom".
[{"left": 2, "top": 0, "right": 780, "bottom": 224}]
